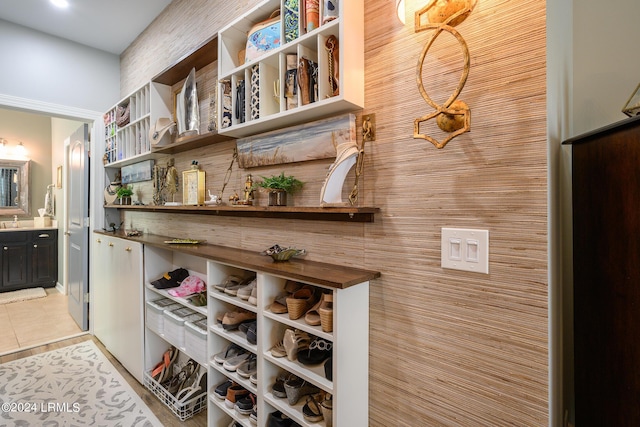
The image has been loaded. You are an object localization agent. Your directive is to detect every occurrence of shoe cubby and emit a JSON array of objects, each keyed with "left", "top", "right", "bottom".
[
  {"left": 143, "top": 245, "right": 210, "bottom": 421},
  {"left": 206, "top": 261, "right": 369, "bottom": 426},
  {"left": 99, "top": 232, "right": 376, "bottom": 426},
  {"left": 217, "top": 0, "right": 364, "bottom": 137}
]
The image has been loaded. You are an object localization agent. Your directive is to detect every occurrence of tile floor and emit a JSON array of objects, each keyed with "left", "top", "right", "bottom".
[{"left": 0, "top": 288, "right": 84, "bottom": 355}]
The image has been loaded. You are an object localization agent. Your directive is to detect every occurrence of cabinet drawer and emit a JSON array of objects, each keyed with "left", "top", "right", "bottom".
[
  {"left": 30, "top": 230, "right": 57, "bottom": 241},
  {"left": 0, "top": 231, "right": 29, "bottom": 243}
]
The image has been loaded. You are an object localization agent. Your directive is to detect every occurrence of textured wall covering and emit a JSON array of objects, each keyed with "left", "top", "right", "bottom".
[{"left": 119, "top": 0, "right": 548, "bottom": 425}]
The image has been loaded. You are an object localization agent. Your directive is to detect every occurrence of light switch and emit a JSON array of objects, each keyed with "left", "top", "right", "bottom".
[
  {"left": 449, "top": 238, "right": 461, "bottom": 260},
  {"left": 441, "top": 228, "right": 489, "bottom": 274},
  {"left": 466, "top": 239, "right": 479, "bottom": 262}
]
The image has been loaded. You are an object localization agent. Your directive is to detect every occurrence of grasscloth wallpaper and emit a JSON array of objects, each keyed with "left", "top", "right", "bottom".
[{"left": 120, "top": 0, "right": 548, "bottom": 425}]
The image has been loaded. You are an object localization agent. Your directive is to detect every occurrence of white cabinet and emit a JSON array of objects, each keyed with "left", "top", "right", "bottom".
[
  {"left": 103, "top": 82, "right": 172, "bottom": 167},
  {"left": 91, "top": 234, "right": 145, "bottom": 383},
  {"left": 217, "top": 0, "right": 364, "bottom": 137}
]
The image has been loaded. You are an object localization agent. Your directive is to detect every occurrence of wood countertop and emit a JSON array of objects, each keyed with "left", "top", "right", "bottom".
[{"left": 94, "top": 230, "right": 380, "bottom": 289}]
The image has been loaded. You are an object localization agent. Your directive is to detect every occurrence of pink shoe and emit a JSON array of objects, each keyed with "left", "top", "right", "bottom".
[{"left": 168, "top": 275, "right": 205, "bottom": 297}]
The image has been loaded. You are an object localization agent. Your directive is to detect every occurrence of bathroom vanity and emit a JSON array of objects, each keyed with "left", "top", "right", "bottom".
[{"left": 0, "top": 228, "right": 58, "bottom": 292}]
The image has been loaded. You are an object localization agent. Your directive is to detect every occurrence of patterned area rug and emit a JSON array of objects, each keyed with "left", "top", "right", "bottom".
[
  {"left": 0, "top": 287, "right": 46, "bottom": 304},
  {"left": 0, "top": 341, "right": 162, "bottom": 426}
]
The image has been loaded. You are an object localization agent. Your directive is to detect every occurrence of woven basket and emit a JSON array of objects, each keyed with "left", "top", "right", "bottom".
[{"left": 319, "top": 293, "right": 333, "bottom": 332}]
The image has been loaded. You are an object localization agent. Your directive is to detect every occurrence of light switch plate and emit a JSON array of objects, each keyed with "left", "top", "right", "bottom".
[{"left": 441, "top": 228, "right": 489, "bottom": 274}]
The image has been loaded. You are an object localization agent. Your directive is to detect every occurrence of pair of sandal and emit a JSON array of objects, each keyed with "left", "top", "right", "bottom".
[
  {"left": 175, "top": 363, "right": 207, "bottom": 402},
  {"left": 302, "top": 392, "right": 333, "bottom": 424},
  {"left": 270, "top": 329, "right": 311, "bottom": 361},
  {"left": 151, "top": 346, "right": 178, "bottom": 384},
  {"left": 162, "top": 359, "right": 205, "bottom": 401}
]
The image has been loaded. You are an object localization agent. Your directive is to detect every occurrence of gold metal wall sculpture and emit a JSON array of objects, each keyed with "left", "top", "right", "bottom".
[{"left": 414, "top": 0, "right": 476, "bottom": 149}]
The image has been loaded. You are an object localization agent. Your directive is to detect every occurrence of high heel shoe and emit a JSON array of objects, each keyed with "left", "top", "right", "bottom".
[
  {"left": 284, "top": 376, "right": 321, "bottom": 405},
  {"left": 283, "top": 328, "right": 311, "bottom": 361},
  {"left": 321, "top": 393, "right": 333, "bottom": 427},
  {"left": 286, "top": 286, "right": 317, "bottom": 320}
]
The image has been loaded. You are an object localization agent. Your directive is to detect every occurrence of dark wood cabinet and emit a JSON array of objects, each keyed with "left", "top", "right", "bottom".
[
  {"left": 31, "top": 231, "right": 58, "bottom": 286},
  {"left": 563, "top": 115, "right": 640, "bottom": 426},
  {"left": 0, "top": 229, "right": 57, "bottom": 292}
]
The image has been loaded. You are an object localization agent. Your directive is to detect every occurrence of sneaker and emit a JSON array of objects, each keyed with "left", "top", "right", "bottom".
[
  {"left": 249, "top": 372, "right": 258, "bottom": 385},
  {"left": 225, "top": 384, "right": 249, "bottom": 409},
  {"left": 213, "top": 379, "right": 233, "bottom": 399},
  {"left": 213, "top": 275, "right": 242, "bottom": 292},
  {"left": 248, "top": 284, "right": 258, "bottom": 306},
  {"left": 250, "top": 405, "right": 258, "bottom": 425},
  {"left": 222, "top": 310, "right": 257, "bottom": 330},
  {"left": 236, "top": 278, "right": 257, "bottom": 300},
  {"left": 225, "top": 275, "right": 256, "bottom": 297},
  {"left": 234, "top": 393, "right": 256, "bottom": 415}
]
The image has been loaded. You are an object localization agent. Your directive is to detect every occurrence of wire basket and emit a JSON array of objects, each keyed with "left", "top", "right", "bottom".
[{"left": 143, "top": 371, "right": 207, "bottom": 421}]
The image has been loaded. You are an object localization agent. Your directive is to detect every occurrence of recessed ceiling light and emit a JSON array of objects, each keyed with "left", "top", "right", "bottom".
[{"left": 51, "top": 0, "right": 69, "bottom": 8}]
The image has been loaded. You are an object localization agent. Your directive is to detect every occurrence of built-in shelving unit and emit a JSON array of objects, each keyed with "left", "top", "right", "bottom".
[
  {"left": 95, "top": 230, "right": 379, "bottom": 426},
  {"left": 217, "top": 0, "right": 364, "bottom": 138}
]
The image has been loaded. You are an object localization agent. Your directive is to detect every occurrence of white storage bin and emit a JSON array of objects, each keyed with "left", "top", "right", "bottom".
[
  {"left": 146, "top": 299, "right": 180, "bottom": 335},
  {"left": 184, "top": 318, "right": 207, "bottom": 365},
  {"left": 163, "top": 307, "right": 203, "bottom": 348}
]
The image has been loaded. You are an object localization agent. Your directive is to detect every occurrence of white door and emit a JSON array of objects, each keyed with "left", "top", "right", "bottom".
[{"left": 67, "top": 124, "right": 89, "bottom": 330}]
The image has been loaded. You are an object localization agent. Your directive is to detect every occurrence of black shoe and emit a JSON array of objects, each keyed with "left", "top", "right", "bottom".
[
  {"left": 213, "top": 379, "right": 232, "bottom": 399},
  {"left": 235, "top": 393, "right": 255, "bottom": 415}
]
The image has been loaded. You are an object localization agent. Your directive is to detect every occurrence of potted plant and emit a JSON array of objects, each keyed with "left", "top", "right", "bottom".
[
  {"left": 116, "top": 184, "right": 133, "bottom": 205},
  {"left": 256, "top": 172, "right": 303, "bottom": 206}
]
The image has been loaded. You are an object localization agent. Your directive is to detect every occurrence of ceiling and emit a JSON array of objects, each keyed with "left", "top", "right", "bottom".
[{"left": 0, "top": 0, "right": 172, "bottom": 55}]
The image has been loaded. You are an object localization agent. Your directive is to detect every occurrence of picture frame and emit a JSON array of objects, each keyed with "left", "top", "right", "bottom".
[
  {"left": 182, "top": 168, "right": 205, "bottom": 205},
  {"left": 56, "top": 165, "right": 62, "bottom": 188},
  {"left": 622, "top": 82, "right": 640, "bottom": 117},
  {"left": 121, "top": 159, "right": 154, "bottom": 184}
]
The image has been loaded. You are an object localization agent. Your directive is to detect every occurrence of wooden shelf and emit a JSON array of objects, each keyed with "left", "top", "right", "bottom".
[
  {"left": 152, "top": 35, "right": 218, "bottom": 86},
  {"left": 104, "top": 204, "right": 379, "bottom": 222},
  {"left": 104, "top": 131, "right": 234, "bottom": 168}
]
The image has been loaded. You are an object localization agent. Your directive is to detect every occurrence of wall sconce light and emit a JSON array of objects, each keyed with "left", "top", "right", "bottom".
[
  {"left": 15, "top": 142, "right": 27, "bottom": 157},
  {"left": 413, "top": 0, "right": 477, "bottom": 149},
  {"left": 396, "top": 0, "right": 406, "bottom": 24},
  {"left": 0, "top": 138, "right": 29, "bottom": 159}
]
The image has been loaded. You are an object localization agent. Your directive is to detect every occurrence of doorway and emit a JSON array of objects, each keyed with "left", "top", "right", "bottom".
[{"left": 0, "top": 100, "right": 100, "bottom": 352}]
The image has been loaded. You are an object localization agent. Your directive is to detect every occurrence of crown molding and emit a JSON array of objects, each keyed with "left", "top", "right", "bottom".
[{"left": 0, "top": 94, "right": 101, "bottom": 121}]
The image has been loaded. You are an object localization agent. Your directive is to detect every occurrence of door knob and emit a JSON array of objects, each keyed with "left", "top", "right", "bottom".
[
  {"left": 108, "top": 242, "right": 114, "bottom": 247},
  {"left": 3, "top": 247, "right": 7, "bottom": 251},
  {"left": 33, "top": 244, "right": 38, "bottom": 248},
  {"left": 96, "top": 238, "right": 102, "bottom": 243},
  {"left": 125, "top": 247, "right": 132, "bottom": 252}
]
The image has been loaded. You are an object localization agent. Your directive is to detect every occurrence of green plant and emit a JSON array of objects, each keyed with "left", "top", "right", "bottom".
[
  {"left": 256, "top": 172, "right": 303, "bottom": 194},
  {"left": 116, "top": 185, "right": 133, "bottom": 198}
]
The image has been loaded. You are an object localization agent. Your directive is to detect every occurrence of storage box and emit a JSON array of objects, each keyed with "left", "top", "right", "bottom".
[
  {"left": 184, "top": 318, "right": 208, "bottom": 366},
  {"left": 146, "top": 299, "right": 180, "bottom": 335},
  {"left": 34, "top": 217, "right": 51, "bottom": 227},
  {"left": 163, "top": 307, "right": 204, "bottom": 348}
]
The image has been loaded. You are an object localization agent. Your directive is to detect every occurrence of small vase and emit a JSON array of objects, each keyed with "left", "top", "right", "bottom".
[
  {"left": 120, "top": 196, "right": 132, "bottom": 205},
  {"left": 268, "top": 189, "right": 287, "bottom": 206}
]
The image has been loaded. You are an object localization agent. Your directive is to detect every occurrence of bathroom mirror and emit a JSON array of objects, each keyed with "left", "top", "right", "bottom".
[{"left": 0, "top": 159, "right": 30, "bottom": 216}]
